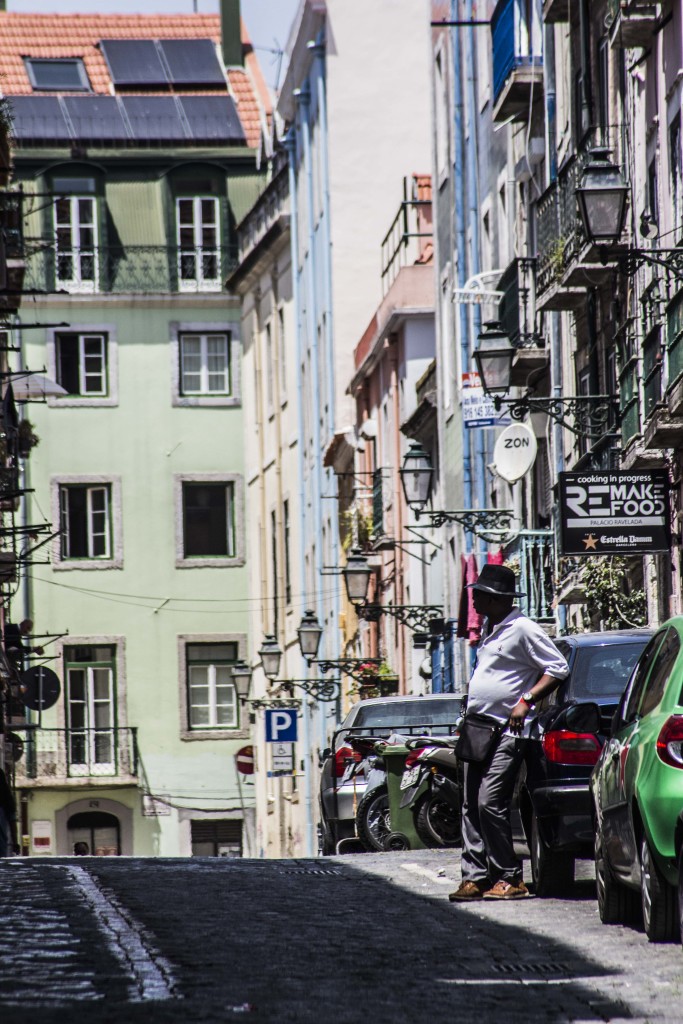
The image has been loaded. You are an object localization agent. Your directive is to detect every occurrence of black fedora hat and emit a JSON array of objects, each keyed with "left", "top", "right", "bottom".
[{"left": 467, "top": 563, "right": 525, "bottom": 598}]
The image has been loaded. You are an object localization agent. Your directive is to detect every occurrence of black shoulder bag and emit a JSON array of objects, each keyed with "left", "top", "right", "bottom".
[{"left": 454, "top": 712, "right": 504, "bottom": 763}]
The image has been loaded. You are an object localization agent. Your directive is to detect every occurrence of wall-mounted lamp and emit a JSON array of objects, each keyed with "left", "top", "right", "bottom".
[{"left": 473, "top": 321, "right": 617, "bottom": 440}]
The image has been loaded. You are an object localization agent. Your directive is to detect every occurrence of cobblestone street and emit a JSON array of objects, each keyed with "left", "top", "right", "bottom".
[{"left": 0, "top": 851, "right": 680, "bottom": 1024}]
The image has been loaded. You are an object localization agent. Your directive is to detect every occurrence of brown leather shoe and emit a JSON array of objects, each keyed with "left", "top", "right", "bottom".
[
  {"left": 482, "top": 879, "right": 530, "bottom": 900},
  {"left": 448, "top": 880, "right": 487, "bottom": 902}
]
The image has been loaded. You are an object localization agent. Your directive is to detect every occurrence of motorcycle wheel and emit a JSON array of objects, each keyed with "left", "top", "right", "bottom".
[
  {"left": 415, "top": 792, "right": 461, "bottom": 848},
  {"left": 356, "top": 786, "right": 391, "bottom": 852}
]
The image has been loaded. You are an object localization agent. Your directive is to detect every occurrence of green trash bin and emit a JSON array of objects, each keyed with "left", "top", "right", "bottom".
[{"left": 380, "top": 742, "right": 427, "bottom": 851}]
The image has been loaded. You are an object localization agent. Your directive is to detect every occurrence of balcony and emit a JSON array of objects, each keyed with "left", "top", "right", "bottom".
[
  {"left": 0, "top": 190, "right": 26, "bottom": 312},
  {"left": 607, "top": 0, "right": 661, "bottom": 48},
  {"left": 497, "top": 258, "right": 547, "bottom": 385},
  {"left": 536, "top": 127, "right": 629, "bottom": 310},
  {"left": 24, "top": 244, "right": 237, "bottom": 296},
  {"left": 380, "top": 175, "right": 432, "bottom": 296},
  {"left": 504, "top": 530, "right": 555, "bottom": 624},
  {"left": 492, "top": 0, "right": 543, "bottom": 124},
  {"left": 371, "top": 467, "right": 396, "bottom": 551},
  {"left": 16, "top": 727, "right": 139, "bottom": 786}
]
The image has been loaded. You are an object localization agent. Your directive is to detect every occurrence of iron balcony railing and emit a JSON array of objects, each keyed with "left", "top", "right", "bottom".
[
  {"left": 17, "top": 726, "right": 139, "bottom": 782},
  {"left": 380, "top": 177, "right": 432, "bottom": 295},
  {"left": 536, "top": 125, "right": 629, "bottom": 293},
  {"left": 492, "top": 0, "right": 542, "bottom": 103},
  {"left": 23, "top": 244, "right": 238, "bottom": 295},
  {"left": 497, "top": 257, "right": 538, "bottom": 346},
  {"left": 505, "top": 529, "right": 555, "bottom": 623}
]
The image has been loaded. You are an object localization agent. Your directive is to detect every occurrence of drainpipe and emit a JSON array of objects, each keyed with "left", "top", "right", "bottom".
[
  {"left": 284, "top": 126, "right": 314, "bottom": 857},
  {"left": 310, "top": 35, "right": 341, "bottom": 736},
  {"left": 451, "top": 2, "right": 472, "bottom": 524},
  {"left": 465, "top": 0, "right": 487, "bottom": 547},
  {"left": 542, "top": 19, "right": 566, "bottom": 633},
  {"left": 451, "top": 1, "right": 475, "bottom": 690},
  {"left": 298, "top": 82, "right": 325, "bottom": 854}
]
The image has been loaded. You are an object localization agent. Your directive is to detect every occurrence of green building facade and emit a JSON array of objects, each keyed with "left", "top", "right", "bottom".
[{"left": 2, "top": 13, "right": 266, "bottom": 857}]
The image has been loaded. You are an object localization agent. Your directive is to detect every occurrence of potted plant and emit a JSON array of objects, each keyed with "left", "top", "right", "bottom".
[
  {"left": 353, "top": 660, "right": 400, "bottom": 699},
  {"left": 17, "top": 420, "right": 39, "bottom": 459}
]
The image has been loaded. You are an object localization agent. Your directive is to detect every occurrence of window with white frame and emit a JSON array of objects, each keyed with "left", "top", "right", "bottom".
[
  {"left": 182, "top": 482, "right": 235, "bottom": 558},
  {"left": 179, "top": 332, "right": 230, "bottom": 395},
  {"left": 55, "top": 332, "right": 108, "bottom": 396},
  {"left": 186, "top": 643, "right": 239, "bottom": 730},
  {"left": 176, "top": 197, "right": 220, "bottom": 291},
  {"left": 55, "top": 194, "right": 98, "bottom": 292},
  {"left": 60, "top": 484, "right": 111, "bottom": 560},
  {"left": 64, "top": 645, "right": 116, "bottom": 776}
]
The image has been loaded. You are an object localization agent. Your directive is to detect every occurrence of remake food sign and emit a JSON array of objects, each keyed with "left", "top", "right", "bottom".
[{"left": 558, "top": 470, "right": 670, "bottom": 556}]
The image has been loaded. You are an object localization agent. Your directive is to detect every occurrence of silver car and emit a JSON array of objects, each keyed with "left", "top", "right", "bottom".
[{"left": 318, "top": 693, "right": 464, "bottom": 854}]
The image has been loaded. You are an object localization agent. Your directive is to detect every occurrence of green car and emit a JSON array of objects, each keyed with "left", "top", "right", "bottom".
[{"left": 591, "top": 621, "right": 683, "bottom": 943}]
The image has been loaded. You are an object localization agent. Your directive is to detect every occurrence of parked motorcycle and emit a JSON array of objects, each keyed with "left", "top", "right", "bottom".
[
  {"left": 336, "top": 735, "right": 389, "bottom": 853},
  {"left": 399, "top": 736, "right": 462, "bottom": 848}
]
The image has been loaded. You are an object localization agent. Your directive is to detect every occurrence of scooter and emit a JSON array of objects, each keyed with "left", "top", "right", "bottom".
[{"left": 399, "top": 736, "right": 463, "bottom": 848}]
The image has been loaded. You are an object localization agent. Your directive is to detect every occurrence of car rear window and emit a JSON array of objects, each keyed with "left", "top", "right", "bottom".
[
  {"left": 348, "top": 698, "right": 462, "bottom": 734},
  {"left": 567, "top": 641, "right": 650, "bottom": 701}
]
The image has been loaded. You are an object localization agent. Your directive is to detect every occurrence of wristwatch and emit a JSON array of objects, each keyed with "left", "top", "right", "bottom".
[{"left": 520, "top": 691, "right": 536, "bottom": 708}]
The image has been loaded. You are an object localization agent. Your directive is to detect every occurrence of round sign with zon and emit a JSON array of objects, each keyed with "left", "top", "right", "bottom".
[
  {"left": 493, "top": 423, "right": 538, "bottom": 484},
  {"left": 19, "top": 666, "right": 61, "bottom": 712}
]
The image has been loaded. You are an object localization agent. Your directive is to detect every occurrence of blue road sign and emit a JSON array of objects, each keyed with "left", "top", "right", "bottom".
[{"left": 265, "top": 708, "right": 298, "bottom": 743}]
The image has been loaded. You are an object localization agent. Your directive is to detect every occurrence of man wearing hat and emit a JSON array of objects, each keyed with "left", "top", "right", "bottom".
[{"left": 449, "top": 563, "right": 569, "bottom": 901}]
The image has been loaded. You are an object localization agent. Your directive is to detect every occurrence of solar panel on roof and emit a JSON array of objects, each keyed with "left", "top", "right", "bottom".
[
  {"left": 7, "top": 96, "right": 72, "bottom": 142},
  {"left": 158, "top": 40, "right": 226, "bottom": 86},
  {"left": 120, "top": 96, "right": 188, "bottom": 142},
  {"left": 62, "top": 96, "right": 130, "bottom": 142},
  {"left": 178, "top": 96, "right": 245, "bottom": 144},
  {"left": 100, "top": 39, "right": 167, "bottom": 87}
]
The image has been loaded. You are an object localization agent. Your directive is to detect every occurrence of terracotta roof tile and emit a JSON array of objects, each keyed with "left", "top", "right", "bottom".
[{"left": 0, "top": 12, "right": 270, "bottom": 147}]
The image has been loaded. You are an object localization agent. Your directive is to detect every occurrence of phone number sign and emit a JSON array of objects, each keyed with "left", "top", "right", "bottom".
[{"left": 558, "top": 470, "right": 670, "bottom": 556}]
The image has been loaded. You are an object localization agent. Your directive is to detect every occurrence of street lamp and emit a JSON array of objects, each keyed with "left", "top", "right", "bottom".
[
  {"left": 473, "top": 321, "right": 516, "bottom": 394},
  {"left": 575, "top": 148, "right": 629, "bottom": 246},
  {"left": 258, "top": 634, "right": 282, "bottom": 682},
  {"left": 398, "top": 444, "right": 514, "bottom": 536},
  {"left": 399, "top": 441, "right": 433, "bottom": 513},
  {"left": 574, "top": 149, "right": 683, "bottom": 281},
  {"left": 472, "top": 322, "right": 617, "bottom": 440},
  {"left": 297, "top": 609, "right": 323, "bottom": 663},
  {"left": 231, "top": 660, "right": 253, "bottom": 702},
  {"left": 342, "top": 548, "right": 373, "bottom": 605}
]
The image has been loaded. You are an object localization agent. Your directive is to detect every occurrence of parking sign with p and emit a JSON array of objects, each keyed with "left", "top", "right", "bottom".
[{"left": 265, "top": 708, "right": 298, "bottom": 743}]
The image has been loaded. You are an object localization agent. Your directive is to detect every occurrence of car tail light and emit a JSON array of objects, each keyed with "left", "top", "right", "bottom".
[
  {"left": 333, "top": 746, "right": 361, "bottom": 777},
  {"left": 656, "top": 716, "right": 683, "bottom": 769},
  {"left": 542, "top": 730, "right": 602, "bottom": 766},
  {"left": 404, "top": 748, "right": 427, "bottom": 768}
]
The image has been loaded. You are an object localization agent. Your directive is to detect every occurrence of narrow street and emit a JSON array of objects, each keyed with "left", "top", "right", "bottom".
[{"left": 0, "top": 851, "right": 680, "bottom": 1024}]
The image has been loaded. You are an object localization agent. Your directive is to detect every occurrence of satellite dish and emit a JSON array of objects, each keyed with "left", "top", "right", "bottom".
[
  {"left": 493, "top": 423, "right": 538, "bottom": 483},
  {"left": 19, "top": 666, "right": 61, "bottom": 711}
]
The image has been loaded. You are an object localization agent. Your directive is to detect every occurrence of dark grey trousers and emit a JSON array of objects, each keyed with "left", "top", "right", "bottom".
[{"left": 460, "top": 734, "right": 527, "bottom": 885}]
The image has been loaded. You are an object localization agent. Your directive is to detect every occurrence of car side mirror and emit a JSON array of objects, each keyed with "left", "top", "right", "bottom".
[
  {"left": 564, "top": 702, "right": 601, "bottom": 734},
  {"left": 321, "top": 747, "right": 331, "bottom": 762}
]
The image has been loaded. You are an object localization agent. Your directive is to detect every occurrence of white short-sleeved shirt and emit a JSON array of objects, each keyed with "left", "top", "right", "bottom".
[{"left": 467, "top": 608, "right": 569, "bottom": 736}]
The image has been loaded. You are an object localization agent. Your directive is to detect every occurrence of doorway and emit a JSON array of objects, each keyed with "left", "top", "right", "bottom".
[{"left": 67, "top": 810, "right": 120, "bottom": 856}]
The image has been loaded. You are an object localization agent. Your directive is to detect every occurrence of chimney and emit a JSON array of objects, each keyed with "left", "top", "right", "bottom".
[{"left": 220, "top": 0, "right": 243, "bottom": 68}]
